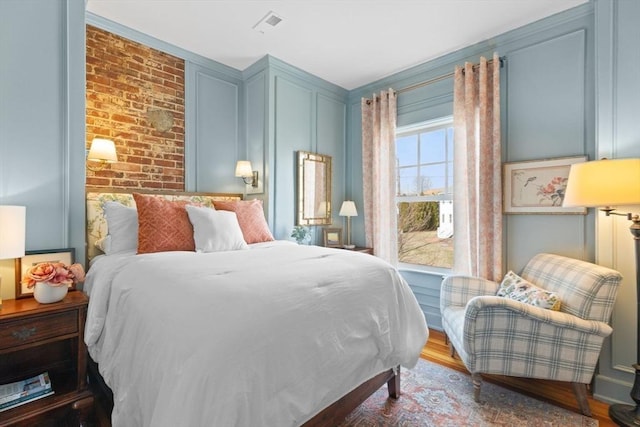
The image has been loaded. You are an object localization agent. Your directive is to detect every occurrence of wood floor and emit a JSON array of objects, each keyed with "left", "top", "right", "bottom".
[{"left": 88, "top": 328, "right": 618, "bottom": 426}]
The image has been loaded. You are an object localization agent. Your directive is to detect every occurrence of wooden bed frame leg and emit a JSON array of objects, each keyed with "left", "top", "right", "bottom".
[{"left": 387, "top": 366, "right": 401, "bottom": 399}]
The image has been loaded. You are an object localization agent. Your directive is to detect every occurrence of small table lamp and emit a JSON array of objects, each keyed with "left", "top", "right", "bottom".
[
  {"left": 0, "top": 206, "right": 26, "bottom": 309},
  {"left": 563, "top": 158, "right": 640, "bottom": 427},
  {"left": 339, "top": 201, "right": 358, "bottom": 249}
]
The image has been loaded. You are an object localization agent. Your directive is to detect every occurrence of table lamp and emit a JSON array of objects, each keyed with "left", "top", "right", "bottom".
[
  {"left": 339, "top": 201, "right": 358, "bottom": 249},
  {"left": 563, "top": 158, "right": 640, "bottom": 427},
  {"left": 0, "top": 206, "right": 26, "bottom": 309}
]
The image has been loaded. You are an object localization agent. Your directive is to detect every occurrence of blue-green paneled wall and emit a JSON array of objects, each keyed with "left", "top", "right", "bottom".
[
  {"left": 3, "top": 0, "right": 638, "bottom": 406},
  {"left": 243, "top": 57, "right": 348, "bottom": 244},
  {"left": 0, "top": 0, "right": 86, "bottom": 278},
  {"left": 346, "top": 4, "right": 595, "bottom": 342},
  {"left": 592, "top": 0, "right": 640, "bottom": 406}
]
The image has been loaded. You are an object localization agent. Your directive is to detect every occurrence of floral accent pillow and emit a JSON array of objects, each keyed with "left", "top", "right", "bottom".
[
  {"left": 133, "top": 193, "right": 195, "bottom": 254},
  {"left": 496, "top": 271, "right": 561, "bottom": 311},
  {"left": 213, "top": 199, "right": 274, "bottom": 244}
]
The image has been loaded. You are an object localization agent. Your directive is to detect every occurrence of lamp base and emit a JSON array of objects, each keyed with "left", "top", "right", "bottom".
[
  {"left": 609, "top": 404, "right": 640, "bottom": 426},
  {"left": 343, "top": 244, "right": 356, "bottom": 249},
  {"left": 610, "top": 364, "right": 640, "bottom": 426}
]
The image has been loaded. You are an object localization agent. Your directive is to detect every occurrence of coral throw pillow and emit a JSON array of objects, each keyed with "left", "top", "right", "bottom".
[
  {"left": 213, "top": 199, "right": 274, "bottom": 244},
  {"left": 133, "top": 193, "right": 195, "bottom": 254}
]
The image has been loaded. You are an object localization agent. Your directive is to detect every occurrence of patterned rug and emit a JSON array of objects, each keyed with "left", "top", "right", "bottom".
[{"left": 339, "top": 358, "right": 598, "bottom": 427}]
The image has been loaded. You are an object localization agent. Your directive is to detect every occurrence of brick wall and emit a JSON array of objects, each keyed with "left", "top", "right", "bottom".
[{"left": 86, "top": 25, "right": 185, "bottom": 190}]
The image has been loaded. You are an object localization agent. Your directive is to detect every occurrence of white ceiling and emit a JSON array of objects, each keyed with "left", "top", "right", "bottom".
[{"left": 86, "top": 0, "right": 588, "bottom": 90}]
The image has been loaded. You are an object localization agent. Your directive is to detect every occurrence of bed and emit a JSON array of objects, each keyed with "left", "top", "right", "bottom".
[{"left": 83, "top": 188, "right": 428, "bottom": 426}]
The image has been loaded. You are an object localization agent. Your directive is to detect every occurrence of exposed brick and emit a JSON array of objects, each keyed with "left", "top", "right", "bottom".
[
  {"left": 86, "top": 25, "right": 185, "bottom": 190},
  {"left": 86, "top": 177, "right": 111, "bottom": 186},
  {"left": 140, "top": 181, "right": 163, "bottom": 189}
]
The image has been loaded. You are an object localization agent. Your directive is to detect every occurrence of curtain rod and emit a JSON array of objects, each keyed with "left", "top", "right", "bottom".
[{"left": 396, "top": 56, "right": 505, "bottom": 95}]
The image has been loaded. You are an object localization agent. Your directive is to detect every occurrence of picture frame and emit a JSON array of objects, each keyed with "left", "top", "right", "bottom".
[
  {"left": 323, "top": 228, "right": 343, "bottom": 248},
  {"left": 503, "top": 156, "right": 587, "bottom": 214},
  {"left": 15, "top": 248, "right": 76, "bottom": 299}
]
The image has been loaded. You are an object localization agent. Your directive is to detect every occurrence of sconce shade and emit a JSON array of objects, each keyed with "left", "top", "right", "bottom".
[
  {"left": 339, "top": 201, "right": 358, "bottom": 217},
  {"left": 563, "top": 158, "right": 640, "bottom": 207},
  {"left": 88, "top": 138, "right": 118, "bottom": 163},
  {"left": 235, "top": 161, "right": 253, "bottom": 178},
  {"left": 0, "top": 205, "right": 26, "bottom": 260}
]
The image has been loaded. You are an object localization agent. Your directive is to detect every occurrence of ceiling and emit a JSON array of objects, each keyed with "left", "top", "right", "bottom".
[{"left": 86, "top": 0, "right": 588, "bottom": 90}]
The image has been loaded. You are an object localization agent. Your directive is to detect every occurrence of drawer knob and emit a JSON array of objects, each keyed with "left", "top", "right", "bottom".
[{"left": 12, "top": 326, "right": 36, "bottom": 341}]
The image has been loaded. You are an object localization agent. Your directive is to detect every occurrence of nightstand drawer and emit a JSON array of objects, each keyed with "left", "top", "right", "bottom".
[{"left": 0, "top": 311, "right": 78, "bottom": 350}]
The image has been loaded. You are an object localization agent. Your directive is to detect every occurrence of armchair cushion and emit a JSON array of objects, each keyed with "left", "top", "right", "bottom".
[{"left": 497, "top": 271, "right": 561, "bottom": 311}]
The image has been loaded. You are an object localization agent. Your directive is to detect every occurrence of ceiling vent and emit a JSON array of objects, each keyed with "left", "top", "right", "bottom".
[{"left": 253, "top": 11, "right": 283, "bottom": 34}]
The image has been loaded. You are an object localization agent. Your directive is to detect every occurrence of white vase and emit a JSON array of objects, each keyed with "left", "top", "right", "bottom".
[{"left": 33, "top": 282, "right": 68, "bottom": 304}]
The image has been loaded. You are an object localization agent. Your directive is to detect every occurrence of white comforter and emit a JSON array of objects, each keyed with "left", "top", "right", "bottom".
[{"left": 84, "top": 241, "right": 428, "bottom": 427}]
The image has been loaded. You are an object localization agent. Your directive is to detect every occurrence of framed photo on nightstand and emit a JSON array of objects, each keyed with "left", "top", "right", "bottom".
[
  {"left": 323, "top": 228, "right": 343, "bottom": 248},
  {"left": 15, "top": 248, "right": 76, "bottom": 298}
]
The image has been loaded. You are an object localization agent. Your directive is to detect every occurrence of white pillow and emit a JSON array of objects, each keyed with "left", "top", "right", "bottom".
[
  {"left": 186, "top": 205, "right": 248, "bottom": 252},
  {"left": 104, "top": 202, "right": 138, "bottom": 255},
  {"left": 94, "top": 235, "right": 111, "bottom": 253}
]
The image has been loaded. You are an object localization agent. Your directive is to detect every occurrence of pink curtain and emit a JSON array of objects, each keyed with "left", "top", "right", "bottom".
[
  {"left": 361, "top": 89, "right": 397, "bottom": 265},
  {"left": 453, "top": 53, "right": 502, "bottom": 281}
]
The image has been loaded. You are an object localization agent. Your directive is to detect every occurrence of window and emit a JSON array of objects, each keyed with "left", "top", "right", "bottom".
[{"left": 396, "top": 117, "right": 453, "bottom": 269}]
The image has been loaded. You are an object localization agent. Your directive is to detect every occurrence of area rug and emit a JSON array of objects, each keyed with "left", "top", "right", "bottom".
[{"left": 339, "top": 358, "right": 598, "bottom": 427}]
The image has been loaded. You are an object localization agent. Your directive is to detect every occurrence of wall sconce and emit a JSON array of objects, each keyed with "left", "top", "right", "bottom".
[
  {"left": 563, "top": 157, "right": 640, "bottom": 427},
  {"left": 87, "top": 138, "right": 117, "bottom": 172},
  {"left": 0, "top": 205, "right": 26, "bottom": 310},
  {"left": 235, "top": 160, "right": 258, "bottom": 188},
  {"left": 339, "top": 200, "right": 358, "bottom": 249}
]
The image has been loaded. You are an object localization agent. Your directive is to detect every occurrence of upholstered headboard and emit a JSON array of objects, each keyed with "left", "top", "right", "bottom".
[{"left": 85, "top": 188, "right": 242, "bottom": 261}]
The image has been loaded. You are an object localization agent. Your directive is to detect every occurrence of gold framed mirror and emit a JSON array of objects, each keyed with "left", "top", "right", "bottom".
[{"left": 297, "top": 151, "right": 332, "bottom": 226}]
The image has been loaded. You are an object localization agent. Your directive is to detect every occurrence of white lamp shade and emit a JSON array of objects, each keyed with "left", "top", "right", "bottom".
[
  {"left": 235, "top": 161, "right": 253, "bottom": 178},
  {"left": 339, "top": 200, "right": 358, "bottom": 217},
  {"left": 88, "top": 138, "right": 118, "bottom": 163},
  {"left": 0, "top": 205, "right": 26, "bottom": 260},
  {"left": 563, "top": 158, "right": 640, "bottom": 207}
]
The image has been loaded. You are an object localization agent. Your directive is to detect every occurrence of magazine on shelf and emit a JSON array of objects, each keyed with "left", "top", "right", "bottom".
[{"left": 0, "top": 372, "right": 54, "bottom": 412}]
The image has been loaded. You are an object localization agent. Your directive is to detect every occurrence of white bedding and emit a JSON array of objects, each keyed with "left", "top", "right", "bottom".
[{"left": 84, "top": 241, "right": 428, "bottom": 427}]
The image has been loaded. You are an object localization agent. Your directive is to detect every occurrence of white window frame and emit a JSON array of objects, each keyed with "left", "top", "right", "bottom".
[{"left": 396, "top": 116, "right": 454, "bottom": 272}]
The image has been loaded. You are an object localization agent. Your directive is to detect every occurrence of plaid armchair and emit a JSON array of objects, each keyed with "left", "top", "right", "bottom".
[{"left": 440, "top": 253, "right": 622, "bottom": 416}]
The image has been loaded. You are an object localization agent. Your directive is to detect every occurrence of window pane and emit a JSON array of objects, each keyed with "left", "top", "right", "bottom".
[
  {"left": 421, "top": 164, "right": 445, "bottom": 194},
  {"left": 446, "top": 160, "right": 453, "bottom": 194},
  {"left": 397, "top": 201, "right": 453, "bottom": 268},
  {"left": 398, "top": 166, "right": 418, "bottom": 196},
  {"left": 396, "top": 135, "right": 417, "bottom": 167},
  {"left": 396, "top": 119, "right": 454, "bottom": 269},
  {"left": 420, "top": 129, "right": 446, "bottom": 163}
]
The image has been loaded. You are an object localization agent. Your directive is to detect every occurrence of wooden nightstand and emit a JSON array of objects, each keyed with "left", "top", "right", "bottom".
[
  {"left": 0, "top": 292, "right": 93, "bottom": 426},
  {"left": 342, "top": 247, "right": 373, "bottom": 255}
]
